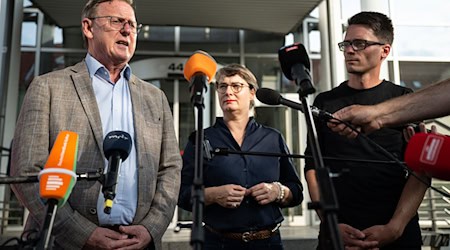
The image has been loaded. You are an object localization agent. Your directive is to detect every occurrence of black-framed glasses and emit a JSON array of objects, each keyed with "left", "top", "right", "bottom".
[
  {"left": 215, "top": 82, "right": 251, "bottom": 94},
  {"left": 89, "top": 16, "right": 142, "bottom": 34},
  {"left": 338, "top": 39, "right": 385, "bottom": 51}
]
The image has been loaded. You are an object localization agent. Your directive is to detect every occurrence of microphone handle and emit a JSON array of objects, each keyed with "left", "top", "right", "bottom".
[
  {"left": 103, "top": 153, "right": 122, "bottom": 214},
  {"left": 279, "top": 98, "right": 304, "bottom": 112},
  {"left": 190, "top": 73, "right": 208, "bottom": 106},
  {"left": 37, "top": 198, "right": 58, "bottom": 250},
  {"left": 291, "top": 64, "right": 314, "bottom": 95},
  {"left": 279, "top": 97, "right": 333, "bottom": 121}
]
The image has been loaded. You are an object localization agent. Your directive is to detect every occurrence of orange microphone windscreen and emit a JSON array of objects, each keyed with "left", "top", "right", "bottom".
[
  {"left": 183, "top": 50, "right": 217, "bottom": 83},
  {"left": 39, "top": 131, "right": 78, "bottom": 206}
]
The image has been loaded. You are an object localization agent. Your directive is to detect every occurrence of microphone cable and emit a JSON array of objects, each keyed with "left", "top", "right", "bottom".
[
  {"left": 326, "top": 116, "right": 450, "bottom": 198},
  {"left": 0, "top": 228, "right": 40, "bottom": 249}
]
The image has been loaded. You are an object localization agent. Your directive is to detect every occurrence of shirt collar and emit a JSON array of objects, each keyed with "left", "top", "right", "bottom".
[
  {"left": 85, "top": 53, "right": 132, "bottom": 81},
  {"left": 215, "top": 117, "right": 256, "bottom": 131}
]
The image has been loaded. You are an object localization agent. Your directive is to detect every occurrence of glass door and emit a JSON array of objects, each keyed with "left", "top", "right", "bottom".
[
  {"left": 254, "top": 98, "right": 309, "bottom": 226},
  {"left": 130, "top": 57, "right": 215, "bottom": 228}
]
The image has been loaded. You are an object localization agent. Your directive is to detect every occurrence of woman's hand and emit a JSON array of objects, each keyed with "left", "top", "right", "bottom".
[
  {"left": 204, "top": 184, "right": 246, "bottom": 208},
  {"left": 247, "top": 182, "right": 280, "bottom": 205}
]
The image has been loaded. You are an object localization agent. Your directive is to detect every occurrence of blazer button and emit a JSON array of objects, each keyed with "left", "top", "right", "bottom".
[{"left": 89, "top": 208, "right": 97, "bottom": 215}]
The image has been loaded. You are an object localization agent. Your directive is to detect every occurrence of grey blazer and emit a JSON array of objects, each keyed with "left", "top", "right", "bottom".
[{"left": 10, "top": 61, "right": 182, "bottom": 249}]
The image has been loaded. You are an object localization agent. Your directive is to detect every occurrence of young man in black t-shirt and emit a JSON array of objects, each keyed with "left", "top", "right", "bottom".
[{"left": 304, "top": 11, "right": 428, "bottom": 250}]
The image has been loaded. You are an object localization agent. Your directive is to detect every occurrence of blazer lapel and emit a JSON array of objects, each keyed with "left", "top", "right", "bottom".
[{"left": 70, "top": 61, "right": 105, "bottom": 156}]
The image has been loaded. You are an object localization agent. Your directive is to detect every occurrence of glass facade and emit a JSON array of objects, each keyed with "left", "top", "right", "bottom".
[
  {"left": 0, "top": 0, "right": 449, "bottom": 233},
  {"left": 390, "top": 61, "right": 450, "bottom": 91}
]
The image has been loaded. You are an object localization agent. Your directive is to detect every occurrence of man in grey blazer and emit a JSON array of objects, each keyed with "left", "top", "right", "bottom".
[{"left": 10, "top": 0, "right": 181, "bottom": 249}]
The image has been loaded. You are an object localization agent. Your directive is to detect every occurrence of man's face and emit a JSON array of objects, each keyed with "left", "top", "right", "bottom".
[
  {"left": 342, "top": 24, "right": 389, "bottom": 75},
  {"left": 83, "top": 0, "right": 137, "bottom": 67}
]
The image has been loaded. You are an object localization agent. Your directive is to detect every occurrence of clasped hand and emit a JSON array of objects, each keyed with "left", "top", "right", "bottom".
[
  {"left": 212, "top": 182, "right": 280, "bottom": 208},
  {"left": 84, "top": 225, "right": 151, "bottom": 250},
  {"left": 339, "top": 223, "right": 401, "bottom": 250}
]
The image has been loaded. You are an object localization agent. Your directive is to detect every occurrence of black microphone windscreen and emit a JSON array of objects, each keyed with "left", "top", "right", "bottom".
[
  {"left": 256, "top": 88, "right": 282, "bottom": 105},
  {"left": 103, "top": 131, "right": 132, "bottom": 161},
  {"left": 278, "top": 43, "right": 311, "bottom": 81}
]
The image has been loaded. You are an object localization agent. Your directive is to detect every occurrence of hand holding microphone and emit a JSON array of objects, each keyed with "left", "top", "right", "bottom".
[
  {"left": 405, "top": 132, "right": 450, "bottom": 180},
  {"left": 403, "top": 123, "right": 436, "bottom": 142}
]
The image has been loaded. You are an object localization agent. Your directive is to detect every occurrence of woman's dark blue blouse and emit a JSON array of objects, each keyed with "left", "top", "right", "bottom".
[{"left": 178, "top": 117, "right": 303, "bottom": 231}]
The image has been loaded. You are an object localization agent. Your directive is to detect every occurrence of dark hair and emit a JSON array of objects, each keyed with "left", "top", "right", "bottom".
[{"left": 347, "top": 11, "right": 394, "bottom": 45}]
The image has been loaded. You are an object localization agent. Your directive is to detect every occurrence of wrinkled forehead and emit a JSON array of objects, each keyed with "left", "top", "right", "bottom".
[{"left": 95, "top": 0, "right": 136, "bottom": 21}]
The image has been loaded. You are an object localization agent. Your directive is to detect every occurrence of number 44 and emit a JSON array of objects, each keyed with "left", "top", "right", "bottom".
[{"left": 168, "top": 63, "right": 183, "bottom": 72}]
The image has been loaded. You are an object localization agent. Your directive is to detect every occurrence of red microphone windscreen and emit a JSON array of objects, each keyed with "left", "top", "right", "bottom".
[
  {"left": 183, "top": 50, "right": 217, "bottom": 83},
  {"left": 405, "top": 133, "right": 450, "bottom": 180}
]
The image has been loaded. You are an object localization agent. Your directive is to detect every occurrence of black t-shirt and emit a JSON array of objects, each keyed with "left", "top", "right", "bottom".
[{"left": 305, "top": 80, "right": 422, "bottom": 248}]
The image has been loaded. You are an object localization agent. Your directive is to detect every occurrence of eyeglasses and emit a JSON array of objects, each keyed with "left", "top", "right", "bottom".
[
  {"left": 89, "top": 16, "right": 142, "bottom": 34},
  {"left": 338, "top": 39, "right": 385, "bottom": 51},
  {"left": 215, "top": 82, "right": 252, "bottom": 94}
]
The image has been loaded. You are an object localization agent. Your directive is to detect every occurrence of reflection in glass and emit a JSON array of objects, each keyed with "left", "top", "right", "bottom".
[
  {"left": 396, "top": 26, "right": 450, "bottom": 58},
  {"left": 180, "top": 27, "right": 239, "bottom": 53},
  {"left": 244, "top": 30, "right": 285, "bottom": 54},
  {"left": 389, "top": 61, "right": 450, "bottom": 91},
  {"left": 21, "top": 15, "right": 37, "bottom": 47},
  {"left": 255, "top": 106, "right": 303, "bottom": 218},
  {"left": 392, "top": 0, "right": 450, "bottom": 23},
  {"left": 137, "top": 26, "right": 175, "bottom": 51}
]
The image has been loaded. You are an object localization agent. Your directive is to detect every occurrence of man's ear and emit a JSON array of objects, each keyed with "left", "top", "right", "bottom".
[
  {"left": 82, "top": 18, "right": 94, "bottom": 39},
  {"left": 381, "top": 44, "right": 391, "bottom": 60}
]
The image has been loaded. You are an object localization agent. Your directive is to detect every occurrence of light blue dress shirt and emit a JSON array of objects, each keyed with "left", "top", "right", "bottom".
[{"left": 85, "top": 54, "right": 137, "bottom": 225}]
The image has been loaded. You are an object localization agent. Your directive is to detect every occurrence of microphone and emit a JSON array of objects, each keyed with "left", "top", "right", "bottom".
[
  {"left": 405, "top": 133, "right": 450, "bottom": 180},
  {"left": 256, "top": 88, "right": 334, "bottom": 121},
  {"left": 102, "top": 130, "right": 132, "bottom": 214},
  {"left": 183, "top": 50, "right": 217, "bottom": 105},
  {"left": 37, "top": 130, "right": 79, "bottom": 249},
  {"left": 278, "top": 43, "right": 314, "bottom": 95},
  {"left": 39, "top": 131, "right": 78, "bottom": 205}
]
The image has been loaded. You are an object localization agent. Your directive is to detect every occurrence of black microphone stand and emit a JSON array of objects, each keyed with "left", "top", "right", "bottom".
[
  {"left": 0, "top": 171, "right": 102, "bottom": 250},
  {"left": 0, "top": 171, "right": 102, "bottom": 184},
  {"left": 189, "top": 73, "right": 208, "bottom": 250},
  {"left": 36, "top": 199, "right": 58, "bottom": 250},
  {"left": 294, "top": 68, "right": 344, "bottom": 250},
  {"left": 213, "top": 148, "right": 402, "bottom": 165}
]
